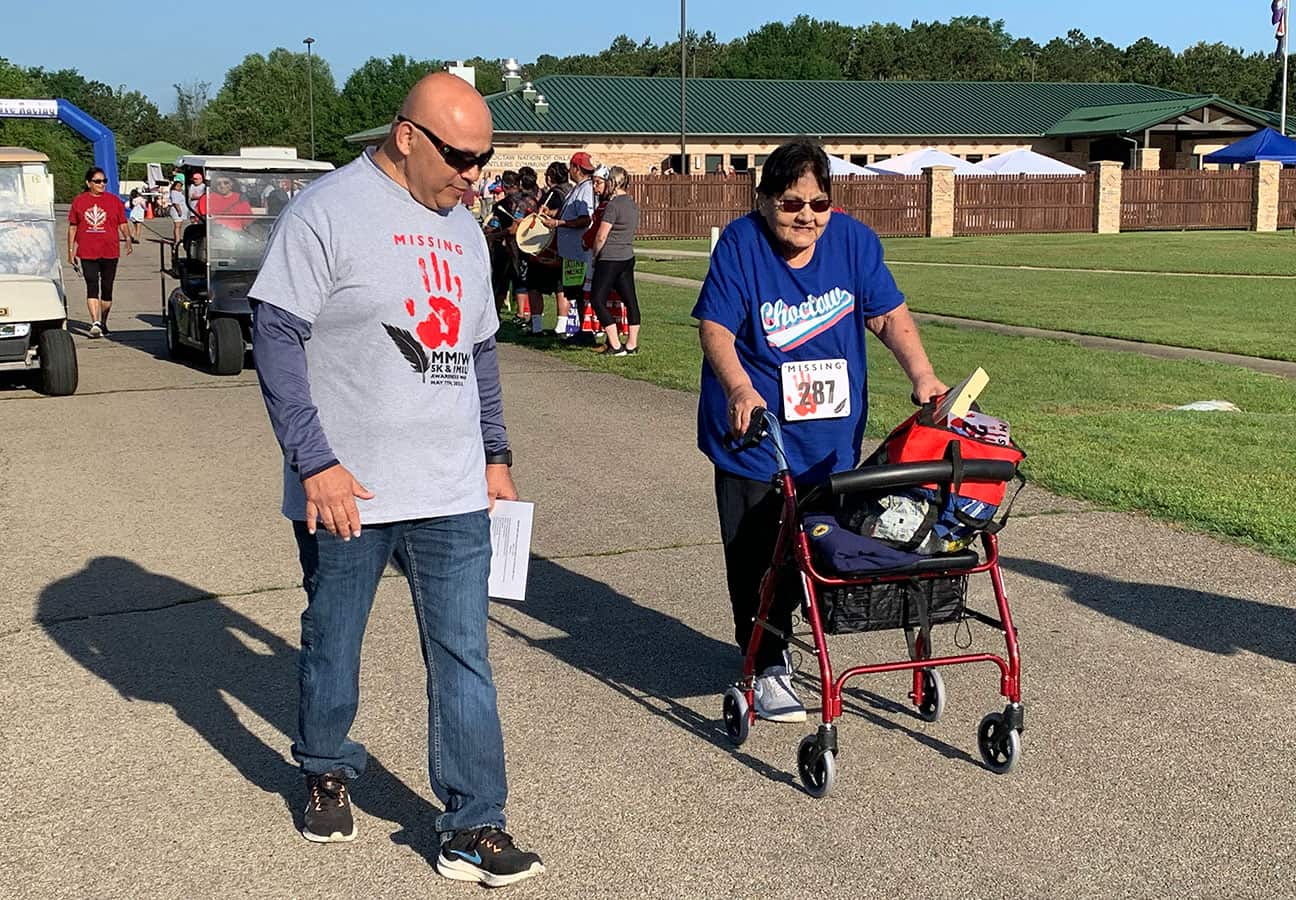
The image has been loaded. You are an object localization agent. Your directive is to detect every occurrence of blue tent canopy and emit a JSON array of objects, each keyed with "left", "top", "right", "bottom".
[{"left": 1203, "top": 128, "right": 1296, "bottom": 165}]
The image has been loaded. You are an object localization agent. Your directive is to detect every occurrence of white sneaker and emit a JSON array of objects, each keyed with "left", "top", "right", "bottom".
[
  {"left": 88, "top": 322, "right": 102, "bottom": 338},
  {"left": 752, "top": 665, "right": 807, "bottom": 722}
]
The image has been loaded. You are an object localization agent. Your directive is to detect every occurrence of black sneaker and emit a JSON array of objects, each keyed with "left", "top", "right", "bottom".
[
  {"left": 99, "top": 321, "right": 111, "bottom": 336},
  {"left": 435, "top": 826, "right": 544, "bottom": 887},
  {"left": 301, "top": 772, "right": 356, "bottom": 843}
]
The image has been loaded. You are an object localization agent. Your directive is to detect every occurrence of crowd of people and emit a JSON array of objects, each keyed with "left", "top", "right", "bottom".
[{"left": 472, "top": 152, "right": 642, "bottom": 355}]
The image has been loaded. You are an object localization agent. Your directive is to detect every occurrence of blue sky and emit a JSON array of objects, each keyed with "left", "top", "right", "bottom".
[{"left": 5, "top": 1, "right": 1287, "bottom": 110}]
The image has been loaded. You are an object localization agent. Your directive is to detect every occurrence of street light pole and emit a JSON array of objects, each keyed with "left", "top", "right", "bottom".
[
  {"left": 303, "top": 37, "right": 316, "bottom": 159},
  {"left": 679, "top": 0, "right": 687, "bottom": 174},
  {"left": 1281, "top": 7, "right": 1289, "bottom": 135}
]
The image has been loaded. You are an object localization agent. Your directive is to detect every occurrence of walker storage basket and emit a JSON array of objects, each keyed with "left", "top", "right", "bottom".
[{"left": 820, "top": 575, "right": 967, "bottom": 635}]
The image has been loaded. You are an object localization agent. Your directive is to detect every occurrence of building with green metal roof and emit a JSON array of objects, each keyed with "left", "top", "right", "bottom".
[{"left": 347, "top": 74, "right": 1279, "bottom": 173}]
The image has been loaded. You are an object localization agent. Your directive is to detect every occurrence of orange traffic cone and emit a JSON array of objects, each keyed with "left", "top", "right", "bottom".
[{"left": 580, "top": 295, "right": 599, "bottom": 334}]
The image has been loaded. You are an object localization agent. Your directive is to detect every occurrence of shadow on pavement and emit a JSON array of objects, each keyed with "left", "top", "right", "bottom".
[
  {"left": 1006, "top": 557, "right": 1296, "bottom": 664},
  {"left": 494, "top": 558, "right": 801, "bottom": 789},
  {"left": 37, "top": 556, "right": 444, "bottom": 862}
]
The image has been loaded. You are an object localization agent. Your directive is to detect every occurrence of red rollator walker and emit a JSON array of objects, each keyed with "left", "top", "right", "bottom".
[{"left": 721, "top": 408, "right": 1026, "bottom": 797}]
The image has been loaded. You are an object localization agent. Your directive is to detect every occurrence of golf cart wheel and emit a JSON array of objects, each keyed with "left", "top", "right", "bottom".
[
  {"left": 722, "top": 687, "right": 750, "bottom": 746},
  {"left": 165, "top": 302, "right": 184, "bottom": 359},
  {"left": 914, "top": 668, "right": 946, "bottom": 723},
  {"left": 976, "top": 712, "right": 1022, "bottom": 774},
  {"left": 37, "top": 328, "right": 78, "bottom": 396},
  {"left": 206, "top": 317, "right": 244, "bottom": 375},
  {"left": 796, "top": 734, "right": 837, "bottom": 798}
]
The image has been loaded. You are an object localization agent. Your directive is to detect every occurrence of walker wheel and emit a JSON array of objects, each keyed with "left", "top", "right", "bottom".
[
  {"left": 976, "top": 712, "right": 1022, "bottom": 774},
  {"left": 722, "top": 687, "right": 750, "bottom": 746},
  {"left": 915, "top": 668, "right": 945, "bottom": 723},
  {"left": 796, "top": 734, "right": 837, "bottom": 798}
]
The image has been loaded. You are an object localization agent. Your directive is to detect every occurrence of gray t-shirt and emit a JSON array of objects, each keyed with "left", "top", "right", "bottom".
[
  {"left": 555, "top": 178, "right": 594, "bottom": 263},
  {"left": 597, "top": 194, "right": 639, "bottom": 261},
  {"left": 250, "top": 150, "right": 498, "bottom": 524}
]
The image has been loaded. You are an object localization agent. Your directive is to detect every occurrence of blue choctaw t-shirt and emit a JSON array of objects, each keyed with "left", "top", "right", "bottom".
[{"left": 693, "top": 211, "right": 905, "bottom": 483}]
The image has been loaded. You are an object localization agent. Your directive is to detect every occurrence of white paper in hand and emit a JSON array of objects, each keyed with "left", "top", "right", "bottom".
[{"left": 488, "top": 500, "right": 534, "bottom": 601}]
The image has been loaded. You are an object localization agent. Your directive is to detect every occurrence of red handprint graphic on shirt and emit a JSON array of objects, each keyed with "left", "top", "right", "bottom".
[
  {"left": 409, "top": 253, "right": 463, "bottom": 349},
  {"left": 383, "top": 252, "right": 466, "bottom": 382}
]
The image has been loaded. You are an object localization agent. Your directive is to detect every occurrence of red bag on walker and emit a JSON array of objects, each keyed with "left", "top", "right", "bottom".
[{"left": 853, "top": 402, "right": 1026, "bottom": 553}]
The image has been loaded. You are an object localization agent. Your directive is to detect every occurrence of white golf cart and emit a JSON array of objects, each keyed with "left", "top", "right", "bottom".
[
  {"left": 0, "top": 148, "right": 77, "bottom": 395},
  {"left": 162, "top": 150, "right": 333, "bottom": 374}
]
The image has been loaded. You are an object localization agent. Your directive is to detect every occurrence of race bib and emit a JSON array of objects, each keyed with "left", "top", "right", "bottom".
[{"left": 781, "top": 359, "right": 851, "bottom": 422}]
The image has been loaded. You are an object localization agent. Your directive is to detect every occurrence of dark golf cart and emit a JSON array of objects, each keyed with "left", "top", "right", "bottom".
[{"left": 161, "top": 151, "right": 332, "bottom": 374}]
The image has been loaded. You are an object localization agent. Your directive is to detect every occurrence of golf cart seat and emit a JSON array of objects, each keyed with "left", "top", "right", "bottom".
[{"left": 178, "top": 222, "right": 208, "bottom": 301}]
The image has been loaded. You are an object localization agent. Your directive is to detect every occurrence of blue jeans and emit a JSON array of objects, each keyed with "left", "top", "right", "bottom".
[{"left": 291, "top": 511, "right": 507, "bottom": 838}]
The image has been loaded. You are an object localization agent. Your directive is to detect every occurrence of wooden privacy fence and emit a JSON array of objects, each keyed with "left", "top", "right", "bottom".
[
  {"left": 834, "top": 175, "right": 927, "bottom": 237},
  {"left": 1280, "top": 170, "right": 1296, "bottom": 230},
  {"left": 628, "top": 167, "right": 1287, "bottom": 238},
  {"left": 628, "top": 173, "right": 754, "bottom": 238},
  {"left": 955, "top": 173, "right": 1094, "bottom": 235},
  {"left": 1121, "top": 169, "right": 1253, "bottom": 231}
]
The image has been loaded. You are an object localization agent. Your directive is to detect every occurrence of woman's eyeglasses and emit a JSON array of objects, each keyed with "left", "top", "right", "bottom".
[
  {"left": 88, "top": 178, "right": 107, "bottom": 184},
  {"left": 774, "top": 197, "right": 832, "bottom": 214},
  {"left": 396, "top": 115, "right": 494, "bottom": 172}
]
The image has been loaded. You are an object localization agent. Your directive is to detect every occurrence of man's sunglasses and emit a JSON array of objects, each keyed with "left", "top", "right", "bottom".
[
  {"left": 88, "top": 178, "right": 107, "bottom": 184},
  {"left": 774, "top": 197, "right": 832, "bottom": 214},
  {"left": 396, "top": 115, "right": 494, "bottom": 172}
]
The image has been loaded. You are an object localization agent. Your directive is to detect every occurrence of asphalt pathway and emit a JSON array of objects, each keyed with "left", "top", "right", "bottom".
[{"left": 1, "top": 229, "right": 1293, "bottom": 899}]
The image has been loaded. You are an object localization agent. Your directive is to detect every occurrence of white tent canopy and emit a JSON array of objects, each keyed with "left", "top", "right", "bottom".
[
  {"left": 866, "top": 148, "right": 979, "bottom": 175},
  {"left": 828, "top": 155, "right": 875, "bottom": 176},
  {"left": 973, "top": 148, "right": 1085, "bottom": 175}
]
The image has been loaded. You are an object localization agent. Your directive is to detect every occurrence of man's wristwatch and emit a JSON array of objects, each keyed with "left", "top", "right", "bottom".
[{"left": 486, "top": 449, "right": 513, "bottom": 467}]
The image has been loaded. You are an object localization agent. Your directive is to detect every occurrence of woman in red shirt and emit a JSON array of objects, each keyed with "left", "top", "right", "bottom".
[
  {"left": 68, "top": 167, "right": 132, "bottom": 337},
  {"left": 194, "top": 175, "right": 253, "bottom": 229}
]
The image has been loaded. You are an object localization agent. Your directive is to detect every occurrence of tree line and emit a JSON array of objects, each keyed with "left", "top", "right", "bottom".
[{"left": 2, "top": 16, "right": 1291, "bottom": 198}]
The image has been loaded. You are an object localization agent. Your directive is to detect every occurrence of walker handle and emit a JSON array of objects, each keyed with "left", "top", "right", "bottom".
[{"left": 822, "top": 459, "right": 1018, "bottom": 498}]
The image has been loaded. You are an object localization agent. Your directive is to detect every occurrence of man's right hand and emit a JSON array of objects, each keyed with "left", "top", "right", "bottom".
[
  {"left": 302, "top": 464, "right": 374, "bottom": 540},
  {"left": 726, "top": 384, "right": 767, "bottom": 440}
]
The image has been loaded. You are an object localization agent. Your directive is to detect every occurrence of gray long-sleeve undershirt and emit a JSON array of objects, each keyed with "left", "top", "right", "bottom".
[{"left": 251, "top": 300, "right": 508, "bottom": 481}]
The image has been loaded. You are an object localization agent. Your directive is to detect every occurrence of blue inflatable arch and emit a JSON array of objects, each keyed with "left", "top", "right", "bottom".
[{"left": 0, "top": 98, "right": 120, "bottom": 196}]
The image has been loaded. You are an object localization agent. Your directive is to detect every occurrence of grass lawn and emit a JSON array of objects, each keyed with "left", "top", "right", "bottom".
[
  {"left": 634, "top": 256, "right": 1296, "bottom": 361},
  {"left": 500, "top": 282, "right": 1296, "bottom": 563},
  {"left": 639, "top": 228, "right": 1296, "bottom": 275},
  {"left": 881, "top": 231, "right": 1296, "bottom": 276}
]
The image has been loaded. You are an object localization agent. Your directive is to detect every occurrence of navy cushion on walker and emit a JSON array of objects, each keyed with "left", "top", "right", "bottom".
[{"left": 803, "top": 515, "right": 922, "bottom": 575}]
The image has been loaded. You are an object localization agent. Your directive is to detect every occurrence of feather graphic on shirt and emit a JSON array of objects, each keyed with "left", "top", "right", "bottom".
[{"left": 382, "top": 323, "right": 430, "bottom": 383}]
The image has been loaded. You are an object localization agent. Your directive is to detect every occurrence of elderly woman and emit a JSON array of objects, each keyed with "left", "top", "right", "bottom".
[{"left": 693, "top": 140, "right": 947, "bottom": 722}]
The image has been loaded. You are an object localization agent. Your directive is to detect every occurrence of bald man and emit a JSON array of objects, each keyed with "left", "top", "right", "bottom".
[{"left": 249, "top": 73, "right": 544, "bottom": 887}]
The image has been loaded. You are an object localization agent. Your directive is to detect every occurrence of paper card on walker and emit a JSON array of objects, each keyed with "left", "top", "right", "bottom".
[
  {"left": 932, "top": 367, "right": 989, "bottom": 423},
  {"left": 489, "top": 500, "right": 534, "bottom": 601}
]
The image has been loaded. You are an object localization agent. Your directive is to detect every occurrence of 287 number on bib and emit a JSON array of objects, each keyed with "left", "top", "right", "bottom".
[{"left": 781, "top": 358, "right": 851, "bottom": 422}]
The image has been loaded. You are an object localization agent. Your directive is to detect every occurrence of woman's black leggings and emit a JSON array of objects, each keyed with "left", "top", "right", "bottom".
[
  {"left": 589, "top": 257, "right": 641, "bottom": 328},
  {"left": 80, "top": 258, "right": 119, "bottom": 302}
]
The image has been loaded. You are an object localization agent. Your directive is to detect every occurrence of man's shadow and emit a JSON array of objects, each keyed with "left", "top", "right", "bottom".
[
  {"left": 493, "top": 559, "right": 974, "bottom": 783},
  {"left": 37, "top": 556, "right": 443, "bottom": 862},
  {"left": 1005, "top": 557, "right": 1296, "bottom": 664}
]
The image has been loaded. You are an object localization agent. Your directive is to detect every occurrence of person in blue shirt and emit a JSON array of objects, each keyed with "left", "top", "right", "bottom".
[{"left": 693, "top": 140, "right": 948, "bottom": 722}]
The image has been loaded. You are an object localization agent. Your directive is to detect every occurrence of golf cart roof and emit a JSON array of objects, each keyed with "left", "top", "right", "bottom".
[
  {"left": 176, "top": 153, "right": 334, "bottom": 173},
  {"left": 0, "top": 147, "right": 50, "bottom": 164}
]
